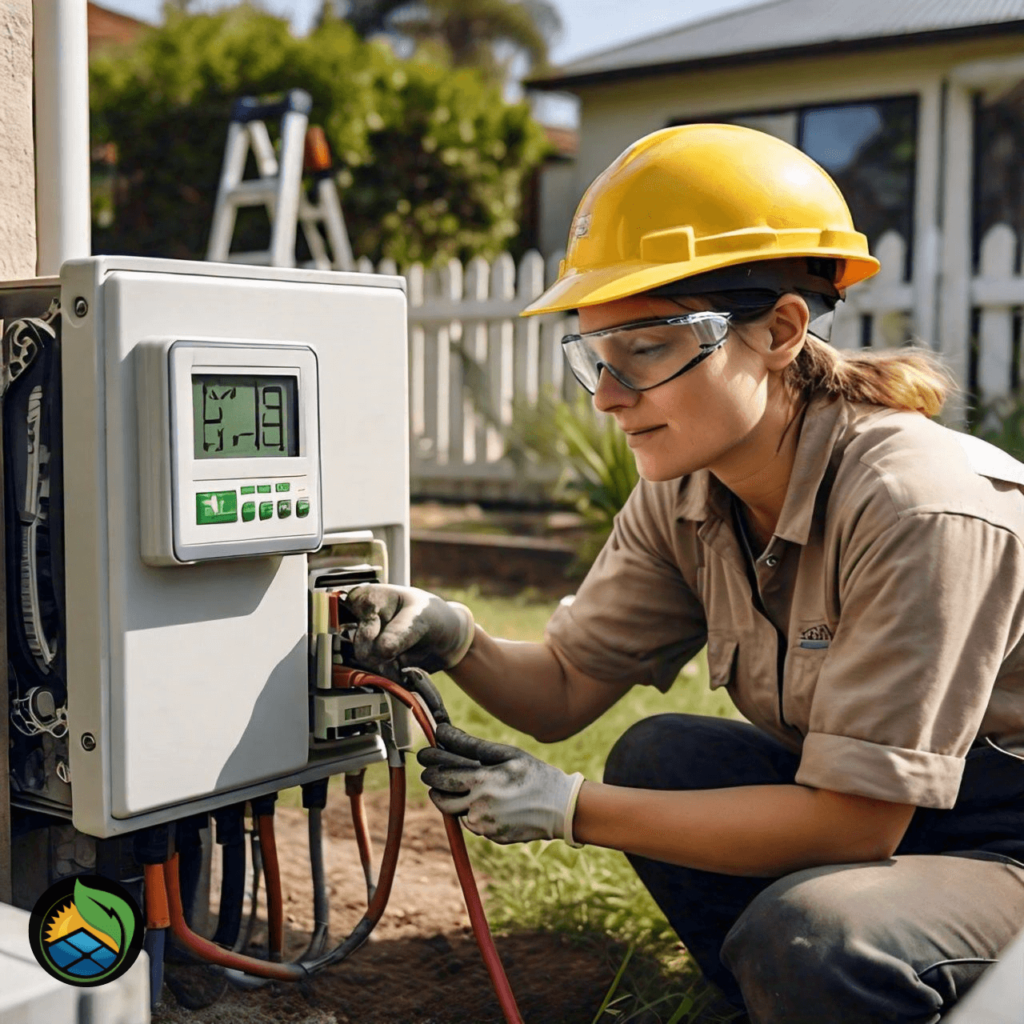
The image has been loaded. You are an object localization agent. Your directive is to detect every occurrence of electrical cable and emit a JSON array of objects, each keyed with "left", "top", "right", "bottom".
[
  {"left": 211, "top": 805, "right": 246, "bottom": 950},
  {"left": 331, "top": 664, "right": 524, "bottom": 1024},
  {"left": 346, "top": 769, "right": 378, "bottom": 902},
  {"left": 142, "top": 861, "right": 170, "bottom": 1009},
  {"left": 158, "top": 752, "right": 407, "bottom": 981},
  {"left": 298, "top": 761, "right": 406, "bottom": 973},
  {"left": 301, "top": 779, "right": 331, "bottom": 960},
  {"left": 303, "top": 807, "right": 330, "bottom": 959},
  {"left": 255, "top": 813, "right": 284, "bottom": 962},
  {"left": 162, "top": 853, "right": 307, "bottom": 981},
  {"left": 144, "top": 927, "right": 166, "bottom": 1008},
  {"left": 236, "top": 825, "right": 262, "bottom": 954}
]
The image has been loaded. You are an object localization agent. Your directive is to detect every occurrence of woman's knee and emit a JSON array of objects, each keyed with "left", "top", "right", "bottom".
[{"left": 721, "top": 865, "right": 941, "bottom": 1024}]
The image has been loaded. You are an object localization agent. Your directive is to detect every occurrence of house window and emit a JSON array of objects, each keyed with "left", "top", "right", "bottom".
[
  {"left": 670, "top": 96, "right": 918, "bottom": 277},
  {"left": 974, "top": 82, "right": 1024, "bottom": 271}
]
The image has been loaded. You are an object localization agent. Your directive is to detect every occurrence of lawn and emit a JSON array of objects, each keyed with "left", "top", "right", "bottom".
[{"left": 413, "top": 586, "right": 743, "bottom": 1024}]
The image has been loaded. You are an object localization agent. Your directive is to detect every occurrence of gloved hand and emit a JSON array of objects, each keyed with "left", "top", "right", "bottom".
[
  {"left": 344, "top": 584, "right": 475, "bottom": 678},
  {"left": 418, "top": 722, "right": 586, "bottom": 847}
]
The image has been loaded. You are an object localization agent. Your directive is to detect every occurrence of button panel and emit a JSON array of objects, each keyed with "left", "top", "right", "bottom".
[{"left": 194, "top": 482, "right": 312, "bottom": 527}]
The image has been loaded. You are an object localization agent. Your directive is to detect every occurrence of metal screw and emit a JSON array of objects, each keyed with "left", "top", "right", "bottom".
[
  {"left": 72, "top": 297, "right": 88, "bottom": 317},
  {"left": 80, "top": 732, "right": 96, "bottom": 751}
]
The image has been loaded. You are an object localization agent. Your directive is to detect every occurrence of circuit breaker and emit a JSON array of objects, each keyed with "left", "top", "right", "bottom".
[{"left": 3, "top": 257, "right": 412, "bottom": 840}]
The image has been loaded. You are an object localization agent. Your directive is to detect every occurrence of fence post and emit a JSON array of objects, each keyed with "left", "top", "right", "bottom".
[
  {"left": 487, "top": 253, "right": 516, "bottom": 461},
  {"left": 463, "top": 255, "right": 491, "bottom": 465},
  {"left": 406, "top": 262, "right": 426, "bottom": 458},
  {"left": 977, "top": 223, "right": 1017, "bottom": 416},
  {"left": 515, "top": 251, "right": 545, "bottom": 408}
]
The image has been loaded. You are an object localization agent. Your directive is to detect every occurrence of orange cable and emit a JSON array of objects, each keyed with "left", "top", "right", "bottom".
[{"left": 256, "top": 814, "right": 284, "bottom": 961}]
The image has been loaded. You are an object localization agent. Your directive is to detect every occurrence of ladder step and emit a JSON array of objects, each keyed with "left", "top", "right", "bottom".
[
  {"left": 222, "top": 179, "right": 281, "bottom": 205},
  {"left": 222, "top": 251, "right": 275, "bottom": 265}
]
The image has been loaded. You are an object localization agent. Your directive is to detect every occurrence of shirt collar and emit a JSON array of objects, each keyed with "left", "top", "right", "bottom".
[{"left": 675, "top": 393, "right": 849, "bottom": 545}]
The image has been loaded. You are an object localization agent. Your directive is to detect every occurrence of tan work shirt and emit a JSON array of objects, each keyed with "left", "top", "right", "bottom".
[{"left": 546, "top": 393, "right": 1024, "bottom": 809}]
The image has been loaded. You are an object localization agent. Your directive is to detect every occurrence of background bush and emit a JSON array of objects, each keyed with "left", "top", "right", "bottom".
[{"left": 89, "top": 6, "right": 549, "bottom": 266}]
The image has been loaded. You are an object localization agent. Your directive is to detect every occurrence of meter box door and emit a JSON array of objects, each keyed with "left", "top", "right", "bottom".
[{"left": 58, "top": 257, "right": 411, "bottom": 838}]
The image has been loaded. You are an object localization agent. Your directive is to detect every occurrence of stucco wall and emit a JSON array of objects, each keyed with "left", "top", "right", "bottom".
[{"left": 0, "top": 0, "right": 36, "bottom": 279}]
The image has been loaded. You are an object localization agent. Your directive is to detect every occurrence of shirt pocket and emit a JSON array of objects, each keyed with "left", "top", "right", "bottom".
[
  {"left": 706, "top": 632, "right": 738, "bottom": 691},
  {"left": 783, "top": 643, "right": 830, "bottom": 734}
]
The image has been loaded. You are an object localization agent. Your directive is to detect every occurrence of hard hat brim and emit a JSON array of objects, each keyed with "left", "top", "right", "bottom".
[{"left": 521, "top": 251, "right": 880, "bottom": 318}]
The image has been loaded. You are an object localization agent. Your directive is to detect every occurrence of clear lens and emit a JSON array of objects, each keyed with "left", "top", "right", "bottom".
[{"left": 562, "top": 313, "right": 730, "bottom": 393}]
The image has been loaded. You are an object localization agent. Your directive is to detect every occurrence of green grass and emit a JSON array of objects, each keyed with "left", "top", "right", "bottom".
[{"left": 421, "top": 586, "right": 742, "bottom": 1024}]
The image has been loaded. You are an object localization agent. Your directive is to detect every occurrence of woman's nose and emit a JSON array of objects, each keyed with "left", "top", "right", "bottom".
[{"left": 592, "top": 367, "right": 639, "bottom": 412}]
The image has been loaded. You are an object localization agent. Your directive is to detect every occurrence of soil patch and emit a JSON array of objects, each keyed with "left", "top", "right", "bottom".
[{"left": 152, "top": 791, "right": 621, "bottom": 1023}]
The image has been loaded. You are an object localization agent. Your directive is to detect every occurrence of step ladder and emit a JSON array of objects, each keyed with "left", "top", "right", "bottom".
[{"left": 206, "top": 89, "right": 354, "bottom": 271}]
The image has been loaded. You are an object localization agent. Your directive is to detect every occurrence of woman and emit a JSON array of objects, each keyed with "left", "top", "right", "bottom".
[{"left": 347, "top": 125, "right": 1024, "bottom": 1023}]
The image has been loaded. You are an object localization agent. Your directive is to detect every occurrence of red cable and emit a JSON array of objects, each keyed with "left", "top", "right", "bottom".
[
  {"left": 256, "top": 815, "right": 284, "bottom": 961},
  {"left": 334, "top": 665, "right": 524, "bottom": 1024},
  {"left": 162, "top": 854, "right": 306, "bottom": 981},
  {"left": 346, "top": 771, "right": 377, "bottom": 897}
]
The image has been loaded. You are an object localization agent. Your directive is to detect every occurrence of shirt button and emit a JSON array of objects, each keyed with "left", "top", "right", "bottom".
[{"left": 764, "top": 555, "right": 779, "bottom": 568}]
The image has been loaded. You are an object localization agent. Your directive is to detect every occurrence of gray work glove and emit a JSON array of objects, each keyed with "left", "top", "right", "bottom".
[
  {"left": 344, "top": 584, "right": 475, "bottom": 678},
  {"left": 418, "top": 723, "right": 586, "bottom": 847}
]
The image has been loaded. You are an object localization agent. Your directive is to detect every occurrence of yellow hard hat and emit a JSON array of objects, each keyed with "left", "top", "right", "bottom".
[{"left": 521, "top": 123, "right": 880, "bottom": 317}]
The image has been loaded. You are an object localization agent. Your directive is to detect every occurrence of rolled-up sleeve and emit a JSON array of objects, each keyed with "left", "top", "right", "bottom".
[
  {"left": 796, "top": 510, "right": 1024, "bottom": 808},
  {"left": 545, "top": 481, "right": 707, "bottom": 692}
]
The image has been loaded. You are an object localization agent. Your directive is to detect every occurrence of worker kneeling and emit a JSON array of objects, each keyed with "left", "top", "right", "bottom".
[{"left": 346, "top": 125, "right": 1024, "bottom": 1024}]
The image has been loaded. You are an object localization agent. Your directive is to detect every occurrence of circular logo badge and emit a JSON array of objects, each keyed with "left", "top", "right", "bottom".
[{"left": 28, "top": 874, "right": 144, "bottom": 987}]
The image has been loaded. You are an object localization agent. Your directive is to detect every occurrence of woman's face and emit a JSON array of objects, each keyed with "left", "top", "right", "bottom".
[{"left": 577, "top": 293, "right": 799, "bottom": 482}]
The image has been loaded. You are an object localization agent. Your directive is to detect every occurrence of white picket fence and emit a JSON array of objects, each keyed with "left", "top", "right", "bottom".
[{"left": 359, "top": 223, "right": 1024, "bottom": 501}]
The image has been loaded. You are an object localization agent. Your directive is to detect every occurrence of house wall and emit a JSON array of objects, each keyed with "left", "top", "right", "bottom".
[
  {"left": 541, "top": 34, "right": 1024, "bottom": 263},
  {"left": 0, "top": 0, "right": 36, "bottom": 278}
]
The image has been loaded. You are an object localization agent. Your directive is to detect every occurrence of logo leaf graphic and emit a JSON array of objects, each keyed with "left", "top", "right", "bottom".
[{"left": 73, "top": 878, "right": 134, "bottom": 953}]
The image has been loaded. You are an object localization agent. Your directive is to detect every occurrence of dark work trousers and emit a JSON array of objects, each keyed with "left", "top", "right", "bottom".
[{"left": 602, "top": 714, "right": 1024, "bottom": 1024}]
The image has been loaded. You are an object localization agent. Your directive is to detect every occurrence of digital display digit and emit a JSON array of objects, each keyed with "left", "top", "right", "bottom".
[{"left": 192, "top": 374, "right": 299, "bottom": 459}]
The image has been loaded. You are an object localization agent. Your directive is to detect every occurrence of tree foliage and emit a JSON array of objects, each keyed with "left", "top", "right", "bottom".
[
  {"left": 89, "top": 6, "right": 549, "bottom": 266},
  {"left": 324, "top": 0, "right": 561, "bottom": 81}
]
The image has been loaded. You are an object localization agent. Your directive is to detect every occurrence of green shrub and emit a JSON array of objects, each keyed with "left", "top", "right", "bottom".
[
  {"left": 504, "top": 390, "right": 639, "bottom": 570},
  {"left": 972, "top": 391, "right": 1024, "bottom": 462},
  {"left": 89, "top": 6, "right": 548, "bottom": 265}
]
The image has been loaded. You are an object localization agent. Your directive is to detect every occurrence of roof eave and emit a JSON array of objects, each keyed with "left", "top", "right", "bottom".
[{"left": 525, "top": 21, "right": 1024, "bottom": 92}]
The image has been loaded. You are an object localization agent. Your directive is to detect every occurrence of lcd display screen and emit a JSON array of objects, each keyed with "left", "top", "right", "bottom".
[{"left": 192, "top": 374, "right": 299, "bottom": 459}]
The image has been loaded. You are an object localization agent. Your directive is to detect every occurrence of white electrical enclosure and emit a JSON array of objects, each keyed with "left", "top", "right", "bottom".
[
  {"left": 137, "top": 339, "right": 322, "bottom": 564},
  {"left": 56, "top": 257, "right": 410, "bottom": 837}
]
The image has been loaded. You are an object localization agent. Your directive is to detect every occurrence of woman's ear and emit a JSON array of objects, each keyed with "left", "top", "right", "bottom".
[{"left": 764, "top": 293, "right": 809, "bottom": 371}]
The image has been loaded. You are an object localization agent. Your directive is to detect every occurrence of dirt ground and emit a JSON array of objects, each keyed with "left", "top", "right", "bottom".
[{"left": 152, "top": 790, "right": 626, "bottom": 1024}]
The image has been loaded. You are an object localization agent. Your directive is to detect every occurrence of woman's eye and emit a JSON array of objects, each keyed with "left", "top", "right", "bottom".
[{"left": 631, "top": 345, "right": 664, "bottom": 359}]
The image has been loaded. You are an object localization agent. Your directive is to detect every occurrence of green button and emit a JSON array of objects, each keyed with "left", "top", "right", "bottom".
[
  {"left": 241, "top": 485, "right": 256, "bottom": 495},
  {"left": 277, "top": 500, "right": 291, "bottom": 519},
  {"left": 259, "top": 501, "right": 273, "bottom": 520},
  {"left": 296, "top": 499, "right": 310, "bottom": 518},
  {"left": 275, "top": 482, "right": 290, "bottom": 493},
  {"left": 196, "top": 491, "right": 238, "bottom": 525},
  {"left": 257, "top": 484, "right": 272, "bottom": 494},
  {"left": 241, "top": 501, "right": 256, "bottom": 522}
]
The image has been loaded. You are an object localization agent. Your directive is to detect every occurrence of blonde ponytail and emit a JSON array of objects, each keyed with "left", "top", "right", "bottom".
[{"left": 785, "top": 335, "right": 953, "bottom": 417}]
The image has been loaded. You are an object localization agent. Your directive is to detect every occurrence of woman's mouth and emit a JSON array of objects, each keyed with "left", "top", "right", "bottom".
[{"left": 625, "top": 425, "right": 665, "bottom": 447}]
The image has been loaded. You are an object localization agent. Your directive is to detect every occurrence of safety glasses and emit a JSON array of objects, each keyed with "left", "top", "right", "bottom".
[{"left": 561, "top": 312, "right": 731, "bottom": 394}]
